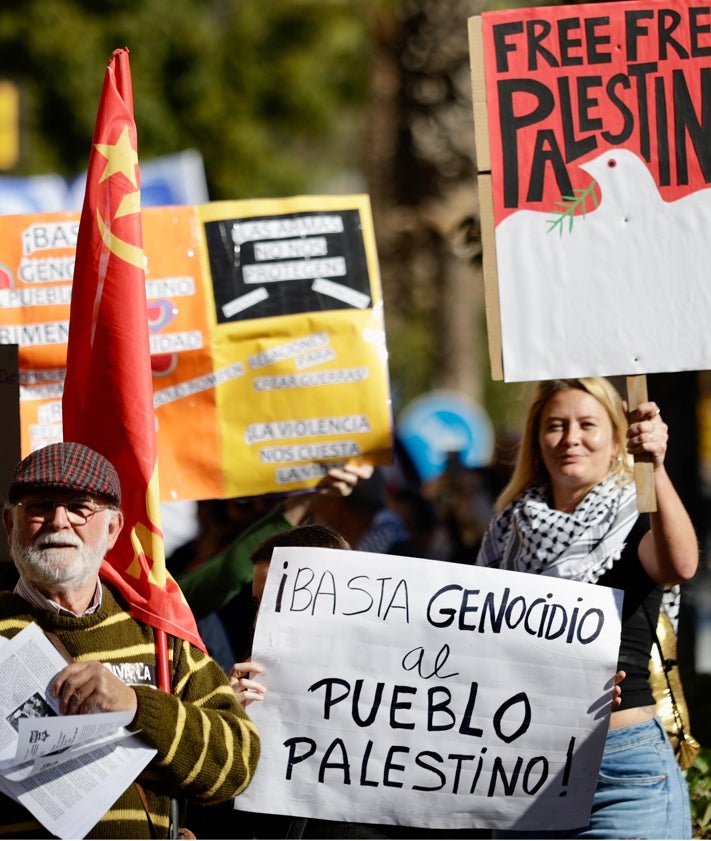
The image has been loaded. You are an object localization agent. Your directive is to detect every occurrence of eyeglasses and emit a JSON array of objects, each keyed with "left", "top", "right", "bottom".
[{"left": 15, "top": 499, "right": 111, "bottom": 526}]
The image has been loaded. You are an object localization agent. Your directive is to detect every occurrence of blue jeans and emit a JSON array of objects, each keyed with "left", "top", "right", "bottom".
[
  {"left": 582, "top": 716, "right": 691, "bottom": 839},
  {"left": 500, "top": 717, "right": 691, "bottom": 839}
]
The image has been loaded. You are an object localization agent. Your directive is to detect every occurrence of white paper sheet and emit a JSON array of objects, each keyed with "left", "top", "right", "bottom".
[{"left": 0, "top": 623, "right": 156, "bottom": 838}]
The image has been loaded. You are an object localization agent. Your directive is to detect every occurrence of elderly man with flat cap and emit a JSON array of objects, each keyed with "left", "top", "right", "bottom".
[{"left": 0, "top": 441, "right": 260, "bottom": 839}]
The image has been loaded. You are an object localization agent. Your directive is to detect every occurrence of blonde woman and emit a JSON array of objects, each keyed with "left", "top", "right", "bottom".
[{"left": 477, "top": 377, "right": 698, "bottom": 839}]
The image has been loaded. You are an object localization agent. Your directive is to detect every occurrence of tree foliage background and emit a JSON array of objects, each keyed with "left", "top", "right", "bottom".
[
  {"left": 0, "top": 0, "right": 533, "bottom": 434},
  {"left": 0, "top": 0, "right": 373, "bottom": 198}
]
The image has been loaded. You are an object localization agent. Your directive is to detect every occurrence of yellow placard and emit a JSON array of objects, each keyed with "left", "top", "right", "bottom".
[{"left": 0, "top": 195, "right": 392, "bottom": 500}]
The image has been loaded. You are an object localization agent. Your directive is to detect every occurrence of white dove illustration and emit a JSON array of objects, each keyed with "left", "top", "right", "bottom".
[{"left": 493, "top": 148, "right": 711, "bottom": 381}]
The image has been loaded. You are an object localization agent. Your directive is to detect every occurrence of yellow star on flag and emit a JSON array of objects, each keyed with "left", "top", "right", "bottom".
[{"left": 94, "top": 125, "right": 138, "bottom": 187}]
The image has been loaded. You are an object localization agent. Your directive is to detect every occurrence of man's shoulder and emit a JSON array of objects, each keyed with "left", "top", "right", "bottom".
[{"left": 99, "top": 582, "right": 134, "bottom": 615}]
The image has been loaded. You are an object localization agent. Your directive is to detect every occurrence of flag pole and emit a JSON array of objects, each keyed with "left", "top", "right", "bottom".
[{"left": 155, "top": 628, "right": 171, "bottom": 693}]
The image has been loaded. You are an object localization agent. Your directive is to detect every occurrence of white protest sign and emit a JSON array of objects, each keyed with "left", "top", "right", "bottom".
[{"left": 236, "top": 547, "right": 623, "bottom": 832}]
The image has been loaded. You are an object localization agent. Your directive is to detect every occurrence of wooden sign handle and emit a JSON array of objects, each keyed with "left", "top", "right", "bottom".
[{"left": 625, "top": 375, "right": 657, "bottom": 513}]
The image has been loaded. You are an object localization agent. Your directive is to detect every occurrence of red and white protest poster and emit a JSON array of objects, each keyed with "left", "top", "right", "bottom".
[{"left": 470, "top": 0, "right": 711, "bottom": 381}]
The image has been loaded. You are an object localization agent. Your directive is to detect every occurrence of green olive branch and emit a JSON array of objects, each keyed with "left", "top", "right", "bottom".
[{"left": 546, "top": 180, "right": 598, "bottom": 235}]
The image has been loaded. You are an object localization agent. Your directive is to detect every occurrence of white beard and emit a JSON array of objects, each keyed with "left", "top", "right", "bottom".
[{"left": 11, "top": 520, "right": 111, "bottom": 593}]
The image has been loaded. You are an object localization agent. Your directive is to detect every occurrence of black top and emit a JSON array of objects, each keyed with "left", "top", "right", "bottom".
[{"left": 596, "top": 514, "right": 660, "bottom": 710}]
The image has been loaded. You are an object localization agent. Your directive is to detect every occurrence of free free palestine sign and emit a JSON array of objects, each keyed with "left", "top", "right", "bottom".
[{"left": 470, "top": 0, "right": 711, "bottom": 381}]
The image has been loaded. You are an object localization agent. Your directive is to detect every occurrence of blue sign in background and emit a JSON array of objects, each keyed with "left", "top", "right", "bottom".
[
  {"left": 396, "top": 390, "right": 495, "bottom": 482},
  {"left": 0, "top": 149, "right": 208, "bottom": 214}
]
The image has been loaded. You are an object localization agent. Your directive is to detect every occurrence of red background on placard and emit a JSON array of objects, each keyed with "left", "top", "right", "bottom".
[{"left": 482, "top": 0, "right": 711, "bottom": 223}]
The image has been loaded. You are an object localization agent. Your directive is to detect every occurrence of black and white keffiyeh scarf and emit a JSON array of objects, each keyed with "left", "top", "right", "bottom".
[
  {"left": 476, "top": 478, "right": 638, "bottom": 584},
  {"left": 476, "top": 477, "right": 681, "bottom": 628}
]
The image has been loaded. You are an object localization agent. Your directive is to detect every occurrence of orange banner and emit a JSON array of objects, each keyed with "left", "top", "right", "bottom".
[{"left": 0, "top": 194, "right": 392, "bottom": 502}]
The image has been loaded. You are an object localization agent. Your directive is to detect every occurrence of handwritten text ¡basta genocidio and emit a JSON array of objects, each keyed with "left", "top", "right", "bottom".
[{"left": 274, "top": 563, "right": 606, "bottom": 646}]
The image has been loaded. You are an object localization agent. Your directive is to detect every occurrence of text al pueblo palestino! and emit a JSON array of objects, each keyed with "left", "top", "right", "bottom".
[
  {"left": 488, "top": 5, "right": 711, "bottom": 207},
  {"left": 270, "top": 564, "right": 608, "bottom": 799}
]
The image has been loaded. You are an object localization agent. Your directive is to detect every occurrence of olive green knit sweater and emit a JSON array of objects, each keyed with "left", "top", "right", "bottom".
[{"left": 0, "top": 586, "right": 260, "bottom": 839}]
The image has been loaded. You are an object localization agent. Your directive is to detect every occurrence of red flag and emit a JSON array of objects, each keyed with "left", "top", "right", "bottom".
[{"left": 62, "top": 48, "right": 205, "bottom": 660}]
